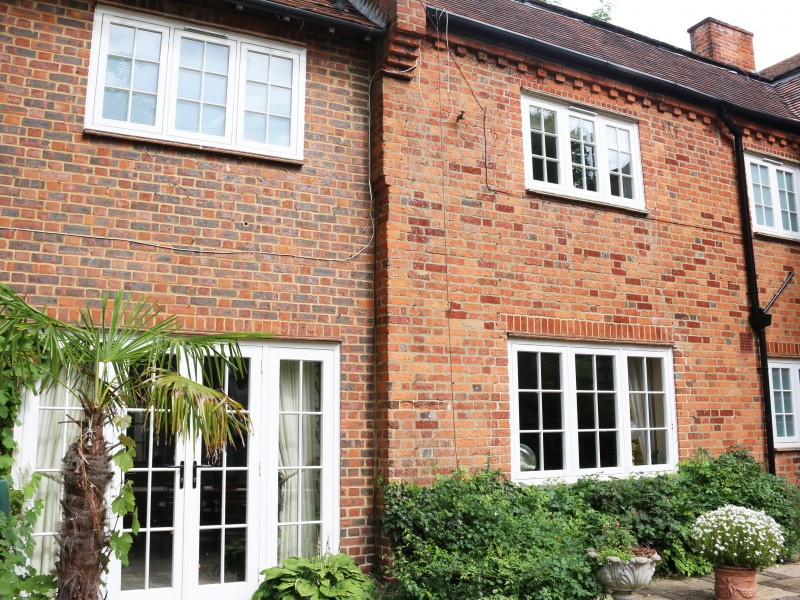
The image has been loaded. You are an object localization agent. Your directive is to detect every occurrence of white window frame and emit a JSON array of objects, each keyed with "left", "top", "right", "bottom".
[
  {"left": 521, "top": 95, "right": 645, "bottom": 211},
  {"left": 509, "top": 340, "right": 677, "bottom": 483},
  {"left": 745, "top": 154, "right": 800, "bottom": 241},
  {"left": 768, "top": 360, "right": 800, "bottom": 448},
  {"left": 85, "top": 6, "right": 306, "bottom": 161}
]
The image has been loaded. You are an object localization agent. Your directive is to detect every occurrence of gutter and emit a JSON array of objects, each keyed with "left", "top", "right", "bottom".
[
  {"left": 426, "top": 6, "right": 787, "bottom": 472},
  {"left": 427, "top": 7, "right": 800, "bottom": 132},
  {"left": 223, "top": 0, "right": 384, "bottom": 38},
  {"left": 720, "top": 109, "right": 777, "bottom": 475}
]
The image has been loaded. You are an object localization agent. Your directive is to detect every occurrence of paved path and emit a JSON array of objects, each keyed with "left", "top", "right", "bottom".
[{"left": 627, "top": 561, "right": 800, "bottom": 599}]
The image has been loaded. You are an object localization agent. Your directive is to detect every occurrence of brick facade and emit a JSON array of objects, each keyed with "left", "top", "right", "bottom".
[
  {"left": 0, "top": 0, "right": 376, "bottom": 566},
  {"left": 372, "top": 4, "right": 800, "bottom": 488}
]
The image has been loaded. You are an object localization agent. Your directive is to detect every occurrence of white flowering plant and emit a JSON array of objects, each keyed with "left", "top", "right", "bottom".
[{"left": 693, "top": 505, "right": 785, "bottom": 569}]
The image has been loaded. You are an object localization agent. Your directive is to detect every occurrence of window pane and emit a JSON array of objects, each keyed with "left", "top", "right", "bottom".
[
  {"left": 542, "top": 393, "right": 562, "bottom": 429},
  {"left": 519, "top": 392, "right": 539, "bottom": 430}
]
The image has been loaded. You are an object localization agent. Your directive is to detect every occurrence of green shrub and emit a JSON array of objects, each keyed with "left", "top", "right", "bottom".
[
  {"left": 381, "top": 469, "right": 602, "bottom": 599},
  {"left": 252, "top": 553, "right": 374, "bottom": 599}
]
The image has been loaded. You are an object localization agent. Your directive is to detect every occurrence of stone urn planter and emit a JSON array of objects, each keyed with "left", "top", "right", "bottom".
[
  {"left": 713, "top": 565, "right": 758, "bottom": 600},
  {"left": 587, "top": 550, "right": 661, "bottom": 600}
]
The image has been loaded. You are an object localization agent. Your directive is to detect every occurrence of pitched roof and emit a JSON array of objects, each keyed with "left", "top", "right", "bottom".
[{"left": 427, "top": 0, "right": 800, "bottom": 126}]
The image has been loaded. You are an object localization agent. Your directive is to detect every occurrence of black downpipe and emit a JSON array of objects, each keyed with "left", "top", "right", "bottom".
[{"left": 721, "top": 108, "right": 777, "bottom": 475}]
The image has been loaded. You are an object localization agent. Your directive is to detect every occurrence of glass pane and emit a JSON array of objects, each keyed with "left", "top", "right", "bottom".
[
  {"left": 178, "top": 69, "right": 202, "bottom": 100},
  {"left": 203, "top": 73, "right": 228, "bottom": 105},
  {"left": 302, "top": 415, "right": 321, "bottom": 466},
  {"left": 109, "top": 24, "right": 135, "bottom": 56},
  {"left": 575, "top": 355, "right": 593, "bottom": 390},
  {"left": 532, "top": 132, "right": 543, "bottom": 156},
  {"left": 224, "top": 529, "right": 247, "bottom": 582},
  {"left": 542, "top": 432, "right": 563, "bottom": 470},
  {"left": 133, "top": 60, "right": 159, "bottom": 92},
  {"left": 300, "top": 469, "right": 321, "bottom": 521},
  {"left": 278, "top": 525, "right": 298, "bottom": 562},
  {"left": 541, "top": 354, "right": 560, "bottom": 389},
  {"left": 271, "top": 57, "right": 293, "bottom": 87},
  {"left": 279, "top": 415, "right": 299, "bottom": 466},
  {"left": 532, "top": 157, "right": 544, "bottom": 181},
  {"left": 542, "top": 392, "right": 562, "bottom": 429},
  {"left": 244, "top": 112, "right": 266, "bottom": 142},
  {"left": 225, "top": 471, "right": 248, "bottom": 525},
  {"left": 136, "top": 30, "right": 162, "bottom": 62},
  {"left": 200, "top": 470, "right": 223, "bottom": 526},
  {"left": 246, "top": 81, "right": 268, "bottom": 112},
  {"left": 280, "top": 361, "right": 300, "bottom": 411},
  {"left": 130, "top": 93, "right": 156, "bottom": 126},
  {"left": 303, "top": 362, "right": 322, "bottom": 411},
  {"left": 529, "top": 107, "right": 542, "bottom": 130},
  {"left": 631, "top": 430, "right": 646, "bottom": 466},
  {"left": 205, "top": 43, "right": 229, "bottom": 73},
  {"left": 106, "top": 55, "right": 132, "bottom": 87},
  {"left": 577, "top": 393, "right": 595, "bottom": 429},
  {"left": 649, "top": 430, "right": 667, "bottom": 464},
  {"left": 270, "top": 87, "right": 292, "bottom": 117},
  {"left": 578, "top": 432, "right": 596, "bottom": 468},
  {"left": 519, "top": 392, "right": 539, "bottom": 430},
  {"left": 175, "top": 100, "right": 199, "bottom": 131},
  {"left": 150, "top": 470, "right": 175, "bottom": 527},
  {"left": 546, "top": 160, "right": 559, "bottom": 184},
  {"left": 180, "top": 38, "right": 204, "bottom": 69},
  {"left": 518, "top": 352, "right": 538, "bottom": 389},
  {"left": 126, "top": 471, "right": 148, "bottom": 529},
  {"left": 121, "top": 532, "right": 147, "bottom": 590},
  {"left": 649, "top": 394, "right": 666, "bottom": 427},
  {"left": 247, "top": 51, "right": 269, "bottom": 82},
  {"left": 544, "top": 134, "right": 558, "bottom": 158},
  {"left": 201, "top": 105, "right": 226, "bottom": 136},
  {"left": 149, "top": 531, "right": 173, "bottom": 588},
  {"left": 301, "top": 523, "right": 320, "bottom": 557},
  {"left": 268, "top": 116, "right": 291, "bottom": 146},
  {"left": 597, "top": 394, "right": 616, "bottom": 428},
  {"left": 596, "top": 356, "right": 614, "bottom": 389},
  {"left": 103, "top": 88, "right": 129, "bottom": 121},
  {"left": 599, "top": 431, "right": 618, "bottom": 467},
  {"left": 279, "top": 469, "right": 299, "bottom": 522},
  {"left": 198, "top": 530, "right": 222, "bottom": 585}
]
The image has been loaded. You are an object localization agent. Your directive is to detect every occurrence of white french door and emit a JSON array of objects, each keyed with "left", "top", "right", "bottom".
[{"left": 105, "top": 342, "right": 340, "bottom": 600}]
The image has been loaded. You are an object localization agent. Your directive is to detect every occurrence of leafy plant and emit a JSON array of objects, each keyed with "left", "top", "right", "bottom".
[
  {"left": 693, "top": 505, "right": 784, "bottom": 569},
  {"left": 0, "top": 284, "right": 253, "bottom": 600},
  {"left": 252, "top": 553, "right": 374, "bottom": 599},
  {"left": 0, "top": 475, "right": 57, "bottom": 599}
]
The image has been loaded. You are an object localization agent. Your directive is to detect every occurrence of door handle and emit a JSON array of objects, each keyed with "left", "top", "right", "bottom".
[
  {"left": 164, "top": 461, "right": 185, "bottom": 489},
  {"left": 192, "top": 461, "right": 212, "bottom": 489}
]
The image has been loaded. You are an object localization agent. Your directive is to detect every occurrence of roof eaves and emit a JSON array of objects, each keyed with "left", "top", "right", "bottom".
[
  {"left": 220, "top": 0, "right": 384, "bottom": 38},
  {"left": 428, "top": 6, "right": 800, "bottom": 131}
]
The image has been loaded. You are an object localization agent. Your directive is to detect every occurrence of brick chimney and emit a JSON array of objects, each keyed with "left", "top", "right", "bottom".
[{"left": 688, "top": 18, "right": 756, "bottom": 72}]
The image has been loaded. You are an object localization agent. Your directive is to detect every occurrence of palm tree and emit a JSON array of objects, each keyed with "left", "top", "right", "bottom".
[{"left": 0, "top": 284, "right": 253, "bottom": 600}]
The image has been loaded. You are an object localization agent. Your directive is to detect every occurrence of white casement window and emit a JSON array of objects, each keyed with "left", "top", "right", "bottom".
[
  {"left": 768, "top": 361, "right": 800, "bottom": 448},
  {"left": 521, "top": 96, "right": 645, "bottom": 210},
  {"left": 85, "top": 7, "right": 306, "bottom": 161},
  {"left": 746, "top": 154, "right": 800, "bottom": 241},
  {"left": 509, "top": 340, "right": 677, "bottom": 482}
]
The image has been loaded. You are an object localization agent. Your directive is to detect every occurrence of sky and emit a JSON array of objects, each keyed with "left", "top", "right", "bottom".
[{"left": 562, "top": 0, "right": 800, "bottom": 71}]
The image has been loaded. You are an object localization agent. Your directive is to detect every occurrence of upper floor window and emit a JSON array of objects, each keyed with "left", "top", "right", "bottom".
[
  {"left": 509, "top": 340, "right": 676, "bottom": 482},
  {"left": 768, "top": 360, "right": 800, "bottom": 448},
  {"left": 746, "top": 154, "right": 799, "bottom": 241},
  {"left": 521, "top": 95, "right": 645, "bottom": 211},
  {"left": 85, "top": 7, "right": 306, "bottom": 161}
]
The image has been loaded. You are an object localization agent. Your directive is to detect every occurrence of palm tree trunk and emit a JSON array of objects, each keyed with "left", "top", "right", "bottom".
[{"left": 56, "top": 410, "right": 113, "bottom": 600}]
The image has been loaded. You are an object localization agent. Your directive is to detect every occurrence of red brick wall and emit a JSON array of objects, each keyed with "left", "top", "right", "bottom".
[
  {"left": 373, "top": 30, "right": 800, "bottom": 486},
  {"left": 0, "top": 0, "right": 377, "bottom": 565}
]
